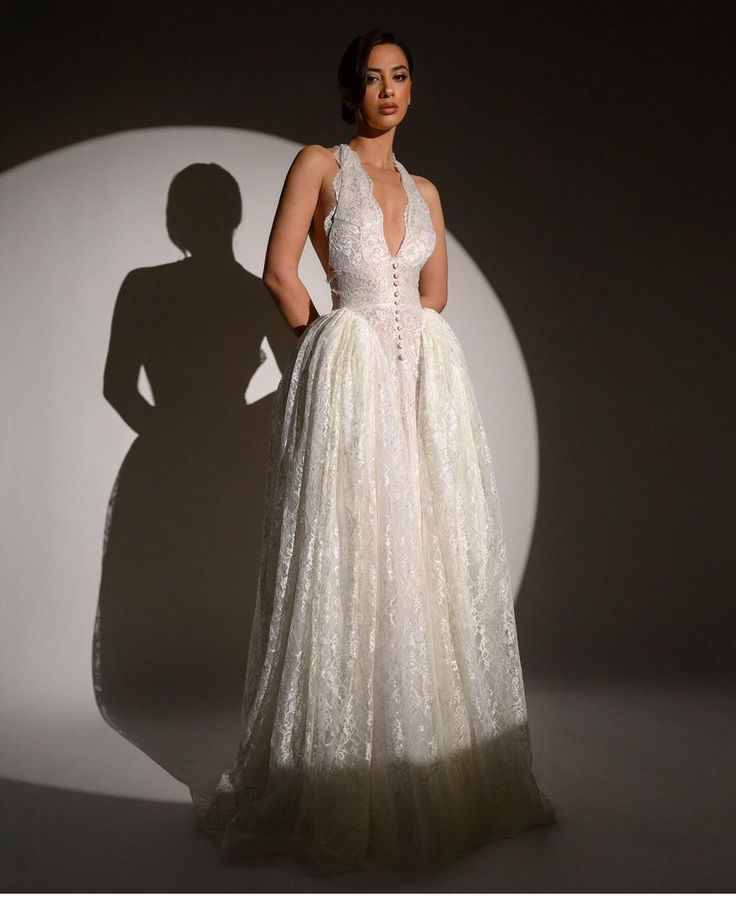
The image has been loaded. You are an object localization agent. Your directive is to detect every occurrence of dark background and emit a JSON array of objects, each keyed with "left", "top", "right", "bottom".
[{"left": 2, "top": 0, "right": 733, "bottom": 685}]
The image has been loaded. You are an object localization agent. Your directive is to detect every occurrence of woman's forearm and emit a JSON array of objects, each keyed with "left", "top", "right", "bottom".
[{"left": 263, "top": 271, "right": 321, "bottom": 337}]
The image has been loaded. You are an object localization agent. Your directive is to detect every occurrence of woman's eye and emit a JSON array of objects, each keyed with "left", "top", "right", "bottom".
[{"left": 366, "top": 72, "right": 407, "bottom": 85}]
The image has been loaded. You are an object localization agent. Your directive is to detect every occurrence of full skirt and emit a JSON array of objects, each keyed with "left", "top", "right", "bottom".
[{"left": 191, "top": 306, "right": 555, "bottom": 871}]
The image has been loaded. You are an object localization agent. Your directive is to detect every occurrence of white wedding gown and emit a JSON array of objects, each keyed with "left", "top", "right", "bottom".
[{"left": 191, "top": 143, "right": 555, "bottom": 870}]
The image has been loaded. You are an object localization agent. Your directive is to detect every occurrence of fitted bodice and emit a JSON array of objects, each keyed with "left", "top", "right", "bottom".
[{"left": 323, "top": 143, "right": 436, "bottom": 363}]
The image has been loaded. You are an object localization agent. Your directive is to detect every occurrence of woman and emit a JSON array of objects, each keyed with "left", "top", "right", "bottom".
[{"left": 192, "top": 29, "right": 556, "bottom": 871}]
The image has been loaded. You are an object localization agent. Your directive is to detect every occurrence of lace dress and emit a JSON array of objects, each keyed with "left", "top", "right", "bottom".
[{"left": 191, "top": 142, "right": 556, "bottom": 871}]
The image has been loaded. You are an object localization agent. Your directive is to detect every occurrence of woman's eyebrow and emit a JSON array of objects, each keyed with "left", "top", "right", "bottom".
[{"left": 366, "top": 64, "right": 409, "bottom": 72}]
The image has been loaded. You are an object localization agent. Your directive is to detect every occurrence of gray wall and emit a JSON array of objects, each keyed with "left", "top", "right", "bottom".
[{"left": 2, "top": 0, "right": 733, "bottom": 685}]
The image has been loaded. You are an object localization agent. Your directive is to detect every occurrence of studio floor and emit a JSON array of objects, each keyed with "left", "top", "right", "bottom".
[{"left": 2, "top": 678, "right": 733, "bottom": 892}]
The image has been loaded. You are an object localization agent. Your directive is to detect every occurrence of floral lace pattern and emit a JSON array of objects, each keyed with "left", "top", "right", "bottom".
[{"left": 191, "top": 143, "right": 555, "bottom": 871}]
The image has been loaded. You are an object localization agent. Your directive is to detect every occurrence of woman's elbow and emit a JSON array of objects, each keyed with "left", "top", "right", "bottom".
[{"left": 263, "top": 266, "right": 295, "bottom": 293}]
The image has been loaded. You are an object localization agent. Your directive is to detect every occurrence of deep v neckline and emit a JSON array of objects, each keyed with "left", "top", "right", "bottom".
[{"left": 344, "top": 143, "right": 410, "bottom": 260}]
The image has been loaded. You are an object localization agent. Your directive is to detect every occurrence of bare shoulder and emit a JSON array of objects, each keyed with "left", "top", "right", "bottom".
[
  {"left": 291, "top": 144, "right": 339, "bottom": 176},
  {"left": 410, "top": 174, "right": 442, "bottom": 208}
]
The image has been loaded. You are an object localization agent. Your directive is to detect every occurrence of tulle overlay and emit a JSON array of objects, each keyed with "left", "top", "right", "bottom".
[{"left": 191, "top": 144, "right": 554, "bottom": 870}]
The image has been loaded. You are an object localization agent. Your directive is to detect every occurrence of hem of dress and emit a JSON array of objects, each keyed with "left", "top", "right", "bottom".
[{"left": 191, "top": 798, "right": 558, "bottom": 874}]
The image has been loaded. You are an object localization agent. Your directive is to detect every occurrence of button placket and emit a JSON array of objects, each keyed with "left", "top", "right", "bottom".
[{"left": 392, "top": 262, "right": 404, "bottom": 360}]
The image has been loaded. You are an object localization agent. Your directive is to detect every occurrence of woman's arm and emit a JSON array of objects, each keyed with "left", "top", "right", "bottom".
[
  {"left": 263, "top": 146, "right": 328, "bottom": 337},
  {"left": 103, "top": 270, "right": 154, "bottom": 434},
  {"left": 416, "top": 177, "right": 448, "bottom": 313}
]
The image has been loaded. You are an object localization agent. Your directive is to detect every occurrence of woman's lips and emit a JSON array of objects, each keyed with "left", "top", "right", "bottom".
[{"left": 379, "top": 106, "right": 399, "bottom": 114}]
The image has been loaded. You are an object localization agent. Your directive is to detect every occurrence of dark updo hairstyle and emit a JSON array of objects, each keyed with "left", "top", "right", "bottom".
[
  {"left": 338, "top": 29, "right": 413, "bottom": 124},
  {"left": 166, "top": 162, "right": 242, "bottom": 255}
]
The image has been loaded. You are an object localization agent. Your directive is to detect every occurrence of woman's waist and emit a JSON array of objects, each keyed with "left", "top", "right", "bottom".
[{"left": 332, "top": 286, "right": 421, "bottom": 308}]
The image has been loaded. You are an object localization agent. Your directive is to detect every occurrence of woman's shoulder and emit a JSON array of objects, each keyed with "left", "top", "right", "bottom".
[
  {"left": 285, "top": 145, "right": 341, "bottom": 191},
  {"left": 409, "top": 173, "right": 441, "bottom": 208},
  {"left": 292, "top": 144, "right": 341, "bottom": 169}
]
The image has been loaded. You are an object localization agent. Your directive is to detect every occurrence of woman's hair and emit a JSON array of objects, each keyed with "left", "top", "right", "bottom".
[
  {"left": 337, "top": 29, "right": 413, "bottom": 124},
  {"left": 166, "top": 162, "right": 242, "bottom": 254}
]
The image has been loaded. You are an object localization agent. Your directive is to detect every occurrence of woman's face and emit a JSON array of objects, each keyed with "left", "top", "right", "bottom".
[{"left": 356, "top": 43, "right": 411, "bottom": 129}]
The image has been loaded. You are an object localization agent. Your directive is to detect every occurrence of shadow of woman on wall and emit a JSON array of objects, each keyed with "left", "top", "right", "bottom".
[{"left": 92, "top": 162, "right": 296, "bottom": 797}]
